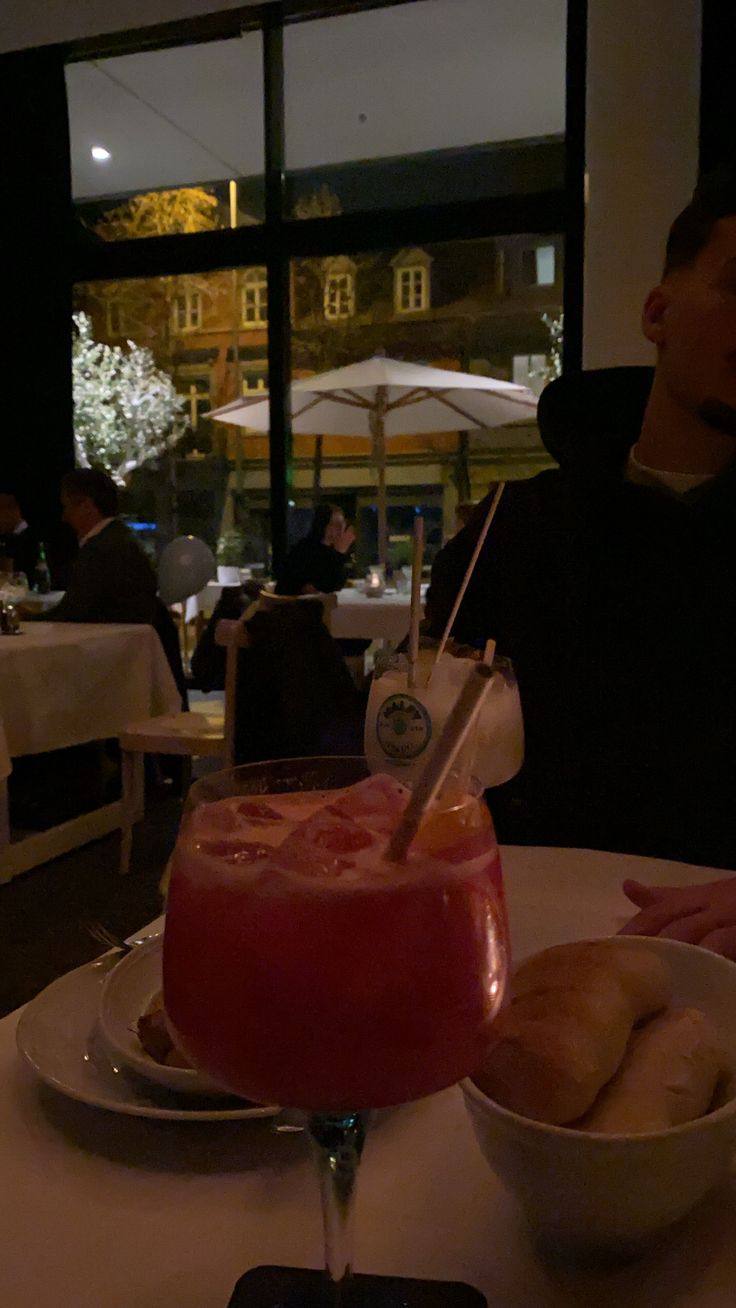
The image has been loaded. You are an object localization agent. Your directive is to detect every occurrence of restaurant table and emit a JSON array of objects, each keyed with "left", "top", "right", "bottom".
[
  {"left": 0, "top": 622, "right": 180, "bottom": 880},
  {"left": 3, "top": 845, "right": 736, "bottom": 1307},
  {"left": 185, "top": 585, "right": 425, "bottom": 644}
]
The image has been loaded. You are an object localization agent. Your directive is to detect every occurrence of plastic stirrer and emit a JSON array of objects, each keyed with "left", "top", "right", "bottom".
[
  {"left": 428, "top": 483, "right": 505, "bottom": 684},
  {"left": 407, "top": 515, "right": 425, "bottom": 690},
  {"left": 387, "top": 662, "right": 495, "bottom": 863}
]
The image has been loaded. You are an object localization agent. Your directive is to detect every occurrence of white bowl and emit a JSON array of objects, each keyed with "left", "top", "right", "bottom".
[
  {"left": 97, "top": 937, "right": 231, "bottom": 1097},
  {"left": 461, "top": 936, "right": 736, "bottom": 1259}
]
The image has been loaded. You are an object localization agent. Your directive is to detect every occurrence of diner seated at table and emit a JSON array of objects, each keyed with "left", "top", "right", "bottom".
[
  {"left": 0, "top": 487, "right": 38, "bottom": 581},
  {"left": 28, "top": 468, "right": 187, "bottom": 705},
  {"left": 276, "top": 502, "right": 369, "bottom": 665},
  {"left": 275, "top": 502, "right": 355, "bottom": 597},
  {"left": 40, "top": 469, "right": 158, "bottom": 625},
  {"left": 424, "top": 162, "right": 736, "bottom": 875}
]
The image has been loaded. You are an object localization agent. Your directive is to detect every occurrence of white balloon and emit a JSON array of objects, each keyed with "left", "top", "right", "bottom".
[{"left": 158, "top": 536, "right": 215, "bottom": 605}]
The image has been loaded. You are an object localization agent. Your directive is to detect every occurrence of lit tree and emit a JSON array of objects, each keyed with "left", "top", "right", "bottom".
[
  {"left": 72, "top": 312, "right": 188, "bottom": 483},
  {"left": 530, "top": 310, "right": 564, "bottom": 385}
]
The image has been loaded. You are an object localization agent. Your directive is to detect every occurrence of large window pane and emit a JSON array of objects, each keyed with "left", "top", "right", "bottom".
[
  {"left": 282, "top": 233, "right": 561, "bottom": 568},
  {"left": 67, "top": 35, "right": 265, "bottom": 236},
  {"left": 72, "top": 265, "right": 270, "bottom": 570},
  {"left": 285, "top": 0, "right": 566, "bottom": 215}
]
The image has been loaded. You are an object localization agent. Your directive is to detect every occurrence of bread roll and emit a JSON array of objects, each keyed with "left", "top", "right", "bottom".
[
  {"left": 580, "top": 1008, "right": 723, "bottom": 1134},
  {"left": 473, "top": 941, "right": 673, "bottom": 1125}
]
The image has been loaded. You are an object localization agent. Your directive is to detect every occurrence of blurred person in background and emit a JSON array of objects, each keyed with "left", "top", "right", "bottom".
[{"left": 0, "top": 488, "right": 37, "bottom": 580}]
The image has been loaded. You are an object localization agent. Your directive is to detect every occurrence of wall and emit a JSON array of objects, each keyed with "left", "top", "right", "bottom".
[
  {"left": 584, "top": 0, "right": 701, "bottom": 368},
  {"left": 0, "top": 0, "right": 259, "bottom": 54}
]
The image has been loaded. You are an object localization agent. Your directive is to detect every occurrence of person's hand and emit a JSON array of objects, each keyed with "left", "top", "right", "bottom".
[
  {"left": 333, "top": 525, "right": 356, "bottom": 555},
  {"left": 619, "top": 876, "right": 736, "bottom": 960}
]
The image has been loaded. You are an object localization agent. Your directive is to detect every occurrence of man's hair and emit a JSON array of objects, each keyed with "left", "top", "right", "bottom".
[
  {"left": 664, "top": 162, "right": 736, "bottom": 277},
  {"left": 61, "top": 468, "right": 119, "bottom": 518}
]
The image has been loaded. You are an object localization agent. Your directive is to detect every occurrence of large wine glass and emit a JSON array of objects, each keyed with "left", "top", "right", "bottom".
[{"left": 163, "top": 757, "right": 507, "bottom": 1302}]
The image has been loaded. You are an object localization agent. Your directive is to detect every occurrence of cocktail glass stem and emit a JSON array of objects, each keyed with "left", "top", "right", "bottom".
[{"left": 308, "top": 1111, "right": 367, "bottom": 1302}]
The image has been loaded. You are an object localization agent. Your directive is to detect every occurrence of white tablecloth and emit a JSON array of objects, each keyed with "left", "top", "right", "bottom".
[
  {"left": 2, "top": 846, "right": 736, "bottom": 1307},
  {"left": 186, "top": 586, "right": 423, "bottom": 643},
  {"left": 0, "top": 623, "right": 180, "bottom": 781}
]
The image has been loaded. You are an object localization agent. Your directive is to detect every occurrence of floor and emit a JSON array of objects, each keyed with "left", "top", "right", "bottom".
[{"left": 0, "top": 788, "right": 181, "bottom": 1019}]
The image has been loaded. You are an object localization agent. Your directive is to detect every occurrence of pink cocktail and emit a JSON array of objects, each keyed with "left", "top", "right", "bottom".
[{"left": 162, "top": 757, "right": 507, "bottom": 1296}]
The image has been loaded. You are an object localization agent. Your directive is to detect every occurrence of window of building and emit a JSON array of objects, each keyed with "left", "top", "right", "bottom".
[
  {"left": 105, "top": 299, "right": 124, "bottom": 336},
  {"left": 392, "top": 248, "right": 432, "bottom": 313},
  {"left": 242, "top": 269, "right": 268, "bottom": 327},
  {"left": 400, "top": 267, "right": 427, "bottom": 311},
  {"left": 242, "top": 374, "right": 267, "bottom": 395},
  {"left": 521, "top": 244, "right": 556, "bottom": 287},
  {"left": 323, "top": 259, "right": 356, "bottom": 321},
  {"left": 172, "top": 288, "right": 202, "bottom": 332}
]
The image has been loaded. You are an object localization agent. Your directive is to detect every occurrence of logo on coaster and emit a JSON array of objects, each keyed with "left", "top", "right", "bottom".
[{"left": 375, "top": 693, "right": 432, "bottom": 761}]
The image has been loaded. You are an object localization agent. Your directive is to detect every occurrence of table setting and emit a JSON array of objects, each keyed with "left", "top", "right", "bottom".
[
  {"left": 5, "top": 512, "right": 736, "bottom": 1307},
  {"left": 5, "top": 631, "right": 736, "bottom": 1306}
]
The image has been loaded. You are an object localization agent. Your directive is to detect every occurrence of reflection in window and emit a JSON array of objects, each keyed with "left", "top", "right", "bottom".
[
  {"left": 242, "top": 268, "right": 268, "bottom": 327},
  {"left": 521, "top": 244, "right": 556, "bottom": 287},
  {"left": 172, "top": 288, "right": 202, "bottom": 332},
  {"left": 513, "top": 353, "right": 548, "bottom": 397},
  {"left": 322, "top": 258, "right": 356, "bottom": 321}
]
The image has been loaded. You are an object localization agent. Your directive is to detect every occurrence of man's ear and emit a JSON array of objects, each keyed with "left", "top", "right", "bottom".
[{"left": 641, "top": 285, "right": 670, "bottom": 346}]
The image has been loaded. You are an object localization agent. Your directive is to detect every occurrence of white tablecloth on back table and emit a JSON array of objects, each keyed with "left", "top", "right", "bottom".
[
  {"left": 0, "top": 622, "right": 180, "bottom": 782},
  {"left": 3, "top": 846, "right": 736, "bottom": 1306},
  {"left": 185, "top": 586, "right": 424, "bottom": 643}
]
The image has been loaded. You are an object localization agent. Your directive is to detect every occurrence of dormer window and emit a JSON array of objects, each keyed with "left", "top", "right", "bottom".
[
  {"left": 323, "top": 257, "right": 356, "bottom": 321},
  {"left": 392, "top": 248, "right": 432, "bottom": 313}
]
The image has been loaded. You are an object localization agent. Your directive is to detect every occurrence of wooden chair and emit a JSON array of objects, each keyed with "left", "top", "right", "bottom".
[{"left": 118, "top": 619, "right": 250, "bottom": 874}]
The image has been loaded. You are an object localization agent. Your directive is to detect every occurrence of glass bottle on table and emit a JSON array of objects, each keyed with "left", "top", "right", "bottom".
[{"left": 34, "top": 543, "right": 51, "bottom": 595}]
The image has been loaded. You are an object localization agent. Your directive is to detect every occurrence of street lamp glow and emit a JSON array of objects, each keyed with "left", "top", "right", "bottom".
[{"left": 91, "top": 145, "right": 111, "bottom": 162}]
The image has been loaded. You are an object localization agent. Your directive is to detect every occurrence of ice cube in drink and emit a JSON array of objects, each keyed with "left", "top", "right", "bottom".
[{"left": 163, "top": 774, "right": 507, "bottom": 1111}]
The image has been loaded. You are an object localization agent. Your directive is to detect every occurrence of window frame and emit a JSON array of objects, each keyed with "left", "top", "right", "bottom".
[
  {"left": 59, "top": 0, "right": 586, "bottom": 571},
  {"left": 323, "top": 267, "right": 356, "bottom": 321},
  {"left": 241, "top": 267, "right": 268, "bottom": 328},
  {"left": 172, "top": 285, "right": 203, "bottom": 332}
]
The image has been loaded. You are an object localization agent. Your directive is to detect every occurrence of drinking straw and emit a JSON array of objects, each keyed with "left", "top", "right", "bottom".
[
  {"left": 428, "top": 483, "right": 505, "bottom": 685},
  {"left": 483, "top": 638, "right": 496, "bottom": 667},
  {"left": 407, "top": 515, "right": 425, "bottom": 690},
  {"left": 388, "top": 663, "right": 495, "bottom": 862}
]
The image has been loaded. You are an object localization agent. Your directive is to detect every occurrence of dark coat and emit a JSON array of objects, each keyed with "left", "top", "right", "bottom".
[
  {"left": 275, "top": 536, "right": 348, "bottom": 596},
  {"left": 426, "top": 367, "right": 736, "bottom": 869},
  {"left": 44, "top": 519, "right": 158, "bottom": 625},
  {"left": 233, "top": 601, "right": 357, "bottom": 764}
]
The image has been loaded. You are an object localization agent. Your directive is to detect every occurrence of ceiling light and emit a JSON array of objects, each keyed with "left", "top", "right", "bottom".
[{"left": 91, "top": 146, "right": 111, "bottom": 162}]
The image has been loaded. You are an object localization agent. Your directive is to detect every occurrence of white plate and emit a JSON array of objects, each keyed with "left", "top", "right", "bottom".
[
  {"left": 98, "top": 936, "right": 227, "bottom": 1096},
  {"left": 16, "top": 953, "right": 280, "bottom": 1122}
]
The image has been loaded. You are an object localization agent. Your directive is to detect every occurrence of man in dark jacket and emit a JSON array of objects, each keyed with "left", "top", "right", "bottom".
[
  {"left": 426, "top": 165, "right": 736, "bottom": 871},
  {"left": 44, "top": 469, "right": 157, "bottom": 625}
]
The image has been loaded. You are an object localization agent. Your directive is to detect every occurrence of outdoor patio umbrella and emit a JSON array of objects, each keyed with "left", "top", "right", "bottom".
[{"left": 209, "top": 355, "right": 538, "bottom": 567}]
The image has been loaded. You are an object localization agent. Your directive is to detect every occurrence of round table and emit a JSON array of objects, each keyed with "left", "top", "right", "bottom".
[{"left": 2, "top": 847, "right": 735, "bottom": 1306}]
